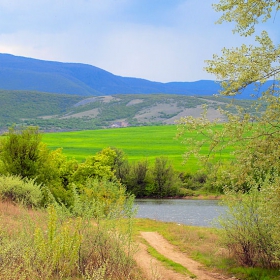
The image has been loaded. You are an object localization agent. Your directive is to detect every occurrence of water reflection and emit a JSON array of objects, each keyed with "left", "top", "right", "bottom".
[{"left": 134, "top": 199, "right": 224, "bottom": 227}]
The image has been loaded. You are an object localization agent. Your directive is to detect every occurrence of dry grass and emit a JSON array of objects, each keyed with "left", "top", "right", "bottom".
[
  {"left": 0, "top": 201, "right": 46, "bottom": 236},
  {"left": 0, "top": 201, "right": 142, "bottom": 280}
]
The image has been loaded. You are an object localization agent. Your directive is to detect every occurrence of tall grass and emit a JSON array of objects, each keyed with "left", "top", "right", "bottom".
[
  {"left": 1, "top": 200, "right": 279, "bottom": 280},
  {"left": 0, "top": 194, "right": 139, "bottom": 279}
]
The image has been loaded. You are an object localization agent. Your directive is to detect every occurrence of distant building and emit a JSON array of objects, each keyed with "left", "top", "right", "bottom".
[{"left": 110, "top": 121, "right": 129, "bottom": 128}]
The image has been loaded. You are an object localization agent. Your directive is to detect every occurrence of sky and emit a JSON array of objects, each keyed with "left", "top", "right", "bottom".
[{"left": 0, "top": 0, "right": 279, "bottom": 83}]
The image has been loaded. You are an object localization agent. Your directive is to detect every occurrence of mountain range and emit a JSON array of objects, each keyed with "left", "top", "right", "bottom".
[
  {"left": 0, "top": 53, "right": 268, "bottom": 131},
  {"left": 0, "top": 53, "right": 255, "bottom": 98}
]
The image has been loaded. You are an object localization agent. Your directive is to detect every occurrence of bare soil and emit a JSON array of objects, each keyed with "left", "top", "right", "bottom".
[{"left": 134, "top": 231, "right": 236, "bottom": 280}]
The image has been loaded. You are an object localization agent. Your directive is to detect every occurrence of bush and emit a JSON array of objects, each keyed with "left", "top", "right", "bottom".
[
  {"left": 0, "top": 126, "right": 42, "bottom": 179},
  {"left": 177, "top": 188, "right": 195, "bottom": 197},
  {"left": 219, "top": 174, "right": 280, "bottom": 268},
  {"left": 125, "top": 160, "right": 151, "bottom": 197},
  {"left": 0, "top": 175, "right": 42, "bottom": 207},
  {"left": 0, "top": 188, "right": 137, "bottom": 279},
  {"left": 152, "top": 156, "right": 181, "bottom": 198},
  {"left": 72, "top": 178, "right": 135, "bottom": 219},
  {"left": 179, "top": 171, "right": 208, "bottom": 191}
]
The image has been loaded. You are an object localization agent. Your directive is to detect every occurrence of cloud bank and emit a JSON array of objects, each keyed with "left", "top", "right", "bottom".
[{"left": 0, "top": 0, "right": 278, "bottom": 82}]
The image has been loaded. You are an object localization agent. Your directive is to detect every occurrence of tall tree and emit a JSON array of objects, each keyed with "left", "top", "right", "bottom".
[
  {"left": 208, "top": 0, "right": 280, "bottom": 189},
  {"left": 126, "top": 160, "right": 150, "bottom": 197},
  {"left": 152, "top": 157, "right": 180, "bottom": 198},
  {"left": 0, "top": 126, "right": 42, "bottom": 178},
  {"left": 0, "top": 126, "right": 74, "bottom": 206},
  {"left": 178, "top": 0, "right": 280, "bottom": 191},
  {"left": 177, "top": 0, "right": 280, "bottom": 268}
]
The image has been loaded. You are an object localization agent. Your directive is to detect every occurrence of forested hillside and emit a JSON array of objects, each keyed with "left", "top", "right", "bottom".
[
  {"left": 0, "top": 90, "right": 255, "bottom": 131},
  {"left": 0, "top": 90, "right": 83, "bottom": 131}
]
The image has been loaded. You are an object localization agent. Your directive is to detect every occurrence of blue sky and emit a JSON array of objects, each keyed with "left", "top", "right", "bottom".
[{"left": 0, "top": 0, "right": 279, "bottom": 82}]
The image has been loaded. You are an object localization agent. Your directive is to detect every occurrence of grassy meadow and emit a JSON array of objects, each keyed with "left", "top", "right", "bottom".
[{"left": 43, "top": 125, "right": 235, "bottom": 172}]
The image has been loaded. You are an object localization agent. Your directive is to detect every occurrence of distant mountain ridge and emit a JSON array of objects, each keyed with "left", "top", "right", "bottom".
[
  {"left": 0, "top": 53, "right": 272, "bottom": 99},
  {"left": 0, "top": 53, "right": 222, "bottom": 97}
]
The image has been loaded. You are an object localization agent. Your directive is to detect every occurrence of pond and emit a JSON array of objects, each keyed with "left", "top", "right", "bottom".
[{"left": 134, "top": 199, "right": 225, "bottom": 227}]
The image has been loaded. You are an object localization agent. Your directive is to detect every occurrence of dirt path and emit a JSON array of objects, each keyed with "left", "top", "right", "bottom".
[
  {"left": 134, "top": 242, "right": 190, "bottom": 280},
  {"left": 134, "top": 231, "right": 235, "bottom": 280}
]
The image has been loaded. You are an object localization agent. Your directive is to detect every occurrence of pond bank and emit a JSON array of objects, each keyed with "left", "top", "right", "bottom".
[{"left": 182, "top": 194, "right": 224, "bottom": 200}]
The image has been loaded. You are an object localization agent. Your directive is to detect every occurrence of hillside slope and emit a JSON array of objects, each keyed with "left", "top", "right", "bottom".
[{"left": 0, "top": 90, "right": 255, "bottom": 132}]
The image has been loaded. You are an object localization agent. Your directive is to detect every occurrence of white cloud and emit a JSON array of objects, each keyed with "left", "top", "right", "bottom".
[{"left": 0, "top": 0, "right": 278, "bottom": 82}]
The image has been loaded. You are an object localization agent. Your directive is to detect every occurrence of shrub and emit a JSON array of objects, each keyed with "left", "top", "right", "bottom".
[
  {"left": 125, "top": 160, "right": 151, "bottom": 197},
  {"left": 180, "top": 171, "right": 208, "bottom": 191},
  {"left": 177, "top": 188, "right": 195, "bottom": 197},
  {"left": 219, "top": 174, "right": 280, "bottom": 268},
  {"left": 0, "top": 175, "right": 42, "bottom": 207},
  {"left": 152, "top": 156, "right": 181, "bottom": 198},
  {"left": 0, "top": 126, "right": 42, "bottom": 178},
  {"left": 0, "top": 194, "right": 137, "bottom": 279},
  {"left": 72, "top": 178, "right": 135, "bottom": 219}
]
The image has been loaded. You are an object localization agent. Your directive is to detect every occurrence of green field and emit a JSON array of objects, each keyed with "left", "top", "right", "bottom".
[{"left": 42, "top": 125, "right": 234, "bottom": 172}]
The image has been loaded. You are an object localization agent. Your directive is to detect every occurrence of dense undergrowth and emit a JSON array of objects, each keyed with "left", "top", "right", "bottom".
[
  {"left": 2, "top": 197, "right": 280, "bottom": 280},
  {"left": 1, "top": 173, "right": 280, "bottom": 280},
  {"left": 0, "top": 126, "right": 216, "bottom": 203},
  {"left": 0, "top": 193, "right": 138, "bottom": 280}
]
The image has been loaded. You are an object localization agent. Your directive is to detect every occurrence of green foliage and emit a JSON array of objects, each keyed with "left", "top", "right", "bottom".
[
  {"left": 71, "top": 147, "right": 118, "bottom": 185},
  {"left": 178, "top": 0, "right": 280, "bottom": 270},
  {"left": 40, "top": 149, "right": 78, "bottom": 206},
  {"left": 72, "top": 179, "right": 134, "bottom": 219},
  {"left": 118, "top": 156, "right": 185, "bottom": 198},
  {"left": 110, "top": 147, "right": 129, "bottom": 181},
  {"left": 0, "top": 126, "right": 42, "bottom": 178},
  {"left": 203, "top": 0, "right": 280, "bottom": 190},
  {"left": 213, "top": 0, "right": 279, "bottom": 36},
  {"left": 0, "top": 175, "right": 42, "bottom": 207},
  {"left": 0, "top": 90, "right": 83, "bottom": 128},
  {"left": 152, "top": 156, "right": 181, "bottom": 198},
  {"left": 125, "top": 159, "right": 151, "bottom": 197},
  {"left": 0, "top": 126, "right": 66, "bottom": 185},
  {"left": 219, "top": 174, "right": 280, "bottom": 268},
  {"left": 178, "top": 0, "right": 280, "bottom": 191},
  {"left": 179, "top": 171, "right": 208, "bottom": 191},
  {"left": 0, "top": 126, "right": 78, "bottom": 205},
  {"left": 0, "top": 89, "right": 258, "bottom": 130}
]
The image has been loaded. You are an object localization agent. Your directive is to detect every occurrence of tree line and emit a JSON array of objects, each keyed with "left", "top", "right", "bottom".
[{"left": 0, "top": 126, "right": 211, "bottom": 209}]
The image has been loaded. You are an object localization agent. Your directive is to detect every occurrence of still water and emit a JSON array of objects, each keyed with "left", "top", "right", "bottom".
[{"left": 134, "top": 199, "right": 225, "bottom": 227}]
